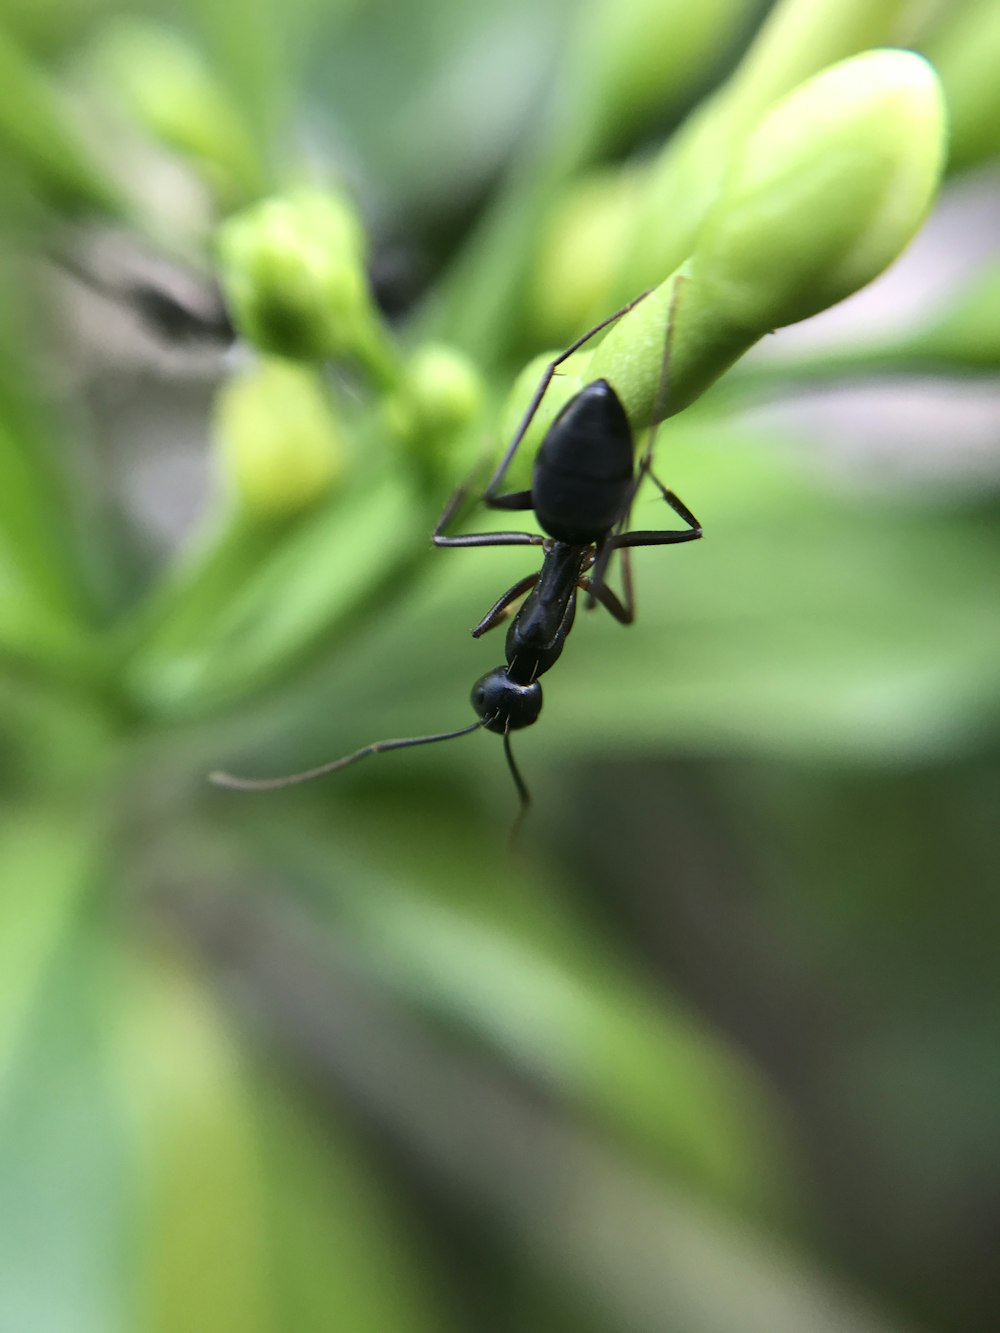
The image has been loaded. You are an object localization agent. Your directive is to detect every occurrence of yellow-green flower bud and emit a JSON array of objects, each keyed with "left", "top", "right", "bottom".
[
  {"left": 216, "top": 190, "right": 371, "bottom": 362},
  {"left": 924, "top": 0, "right": 1000, "bottom": 173},
  {"left": 693, "top": 49, "right": 946, "bottom": 331},
  {"left": 560, "top": 0, "right": 759, "bottom": 165},
  {"left": 92, "top": 20, "right": 263, "bottom": 204},
  {"left": 403, "top": 343, "right": 483, "bottom": 438},
  {"left": 0, "top": 26, "right": 122, "bottom": 216},
  {"left": 615, "top": 0, "right": 911, "bottom": 301},
  {"left": 383, "top": 343, "right": 484, "bottom": 476},
  {"left": 214, "top": 359, "right": 346, "bottom": 517},
  {"left": 587, "top": 56, "right": 945, "bottom": 433},
  {"left": 530, "top": 169, "right": 643, "bottom": 343}
]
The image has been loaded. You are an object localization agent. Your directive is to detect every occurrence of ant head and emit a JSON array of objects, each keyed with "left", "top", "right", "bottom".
[{"left": 472, "top": 667, "right": 543, "bottom": 734}]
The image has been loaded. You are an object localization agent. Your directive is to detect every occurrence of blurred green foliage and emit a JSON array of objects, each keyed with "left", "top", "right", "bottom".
[{"left": 1, "top": 1, "right": 999, "bottom": 1331}]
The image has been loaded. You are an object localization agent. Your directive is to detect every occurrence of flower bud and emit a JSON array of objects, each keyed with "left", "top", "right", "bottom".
[
  {"left": 214, "top": 359, "right": 346, "bottom": 517},
  {"left": 93, "top": 19, "right": 262, "bottom": 204},
  {"left": 0, "top": 26, "right": 122, "bottom": 215},
  {"left": 560, "top": 0, "right": 759, "bottom": 165},
  {"left": 588, "top": 272, "right": 748, "bottom": 428},
  {"left": 403, "top": 344, "right": 484, "bottom": 438},
  {"left": 693, "top": 49, "right": 946, "bottom": 331},
  {"left": 529, "top": 169, "right": 643, "bottom": 343},
  {"left": 923, "top": 0, "right": 1000, "bottom": 173},
  {"left": 616, "top": 0, "right": 912, "bottom": 300},
  {"left": 587, "top": 57, "right": 945, "bottom": 433},
  {"left": 216, "top": 190, "right": 372, "bottom": 362},
  {"left": 383, "top": 343, "right": 484, "bottom": 475}
]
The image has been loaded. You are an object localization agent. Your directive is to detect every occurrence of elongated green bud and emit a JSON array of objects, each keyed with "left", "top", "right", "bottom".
[
  {"left": 615, "top": 0, "right": 910, "bottom": 301},
  {"left": 529, "top": 169, "right": 643, "bottom": 343},
  {"left": 587, "top": 272, "right": 743, "bottom": 427},
  {"left": 214, "top": 359, "right": 346, "bottom": 517},
  {"left": 93, "top": 19, "right": 263, "bottom": 204},
  {"left": 579, "top": 52, "right": 946, "bottom": 431},
  {"left": 924, "top": 0, "right": 1000, "bottom": 173},
  {"left": 693, "top": 49, "right": 946, "bottom": 331},
  {"left": 558, "top": 0, "right": 759, "bottom": 166},
  {"left": 0, "top": 27, "right": 122, "bottom": 215}
]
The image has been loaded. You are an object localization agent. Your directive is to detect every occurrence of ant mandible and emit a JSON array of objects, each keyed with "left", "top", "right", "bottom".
[{"left": 211, "top": 282, "right": 702, "bottom": 816}]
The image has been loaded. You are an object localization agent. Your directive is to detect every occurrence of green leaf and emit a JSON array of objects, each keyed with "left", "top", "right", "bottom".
[
  {"left": 0, "top": 880, "right": 128, "bottom": 1333},
  {"left": 105, "top": 947, "right": 453, "bottom": 1333},
  {"left": 0, "top": 26, "right": 122, "bottom": 216},
  {"left": 229, "top": 794, "right": 794, "bottom": 1218}
]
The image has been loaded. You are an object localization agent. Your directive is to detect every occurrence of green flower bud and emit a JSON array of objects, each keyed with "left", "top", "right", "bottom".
[
  {"left": 559, "top": 0, "right": 760, "bottom": 166},
  {"left": 924, "top": 0, "right": 1000, "bottom": 173},
  {"left": 214, "top": 359, "right": 346, "bottom": 517},
  {"left": 587, "top": 54, "right": 945, "bottom": 434},
  {"left": 402, "top": 343, "right": 484, "bottom": 438},
  {"left": 693, "top": 49, "right": 946, "bottom": 331},
  {"left": 0, "top": 26, "right": 122, "bottom": 216},
  {"left": 529, "top": 169, "right": 643, "bottom": 343},
  {"left": 93, "top": 19, "right": 263, "bottom": 204},
  {"left": 216, "top": 190, "right": 374, "bottom": 363},
  {"left": 383, "top": 343, "right": 484, "bottom": 478},
  {"left": 531, "top": 56, "right": 945, "bottom": 440},
  {"left": 616, "top": 0, "right": 910, "bottom": 301}
]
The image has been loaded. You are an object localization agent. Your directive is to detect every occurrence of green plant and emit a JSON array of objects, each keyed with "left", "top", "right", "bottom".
[{"left": 2, "top": 2, "right": 998, "bottom": 1330}]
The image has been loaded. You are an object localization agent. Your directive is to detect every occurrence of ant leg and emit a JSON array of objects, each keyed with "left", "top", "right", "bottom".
[
  {"left": 471, "top": 572, "right": 540, "bottom": 637},
  {"left": 483, "top": 489, "right": 534, "bottom": 512},
  {"left": 583, "top": 518, "right": 699, "bottom": 619},
  {"left": 588, "top": 467, "right": 701, "bottom": 605},
  {"left": 482, "top": 288, "right": 653, "bottom": 502},
  {"left": 578, "top": 571, "right": 633, "bottom": 625},
  {"left": 581, "top": 536, "right": 638, "bottom": 623},
  {"left": 610, "top": 525, "right": 702, "bottom": 550},
  {"left": 586, "top": 473, "right": 643, "bottom": 608},
  {"left": 434, "top": 530, "right": 545, "bottom": 550},
  {"left": 610, "top": 474, "right": 702, "bottom": 548},
  {"left": 432, "top": 484, "right": 544, "bottom": 549},
  {"left": 643, "top": 468, "right": 702, "bottom": 532}
]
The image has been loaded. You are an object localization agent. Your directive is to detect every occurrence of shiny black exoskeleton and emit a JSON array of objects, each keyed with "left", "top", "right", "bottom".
[
  {"left": 434, "top": 377, "right": 702, "bottom": 740},
  {"left": 211, "top": 288, "right": 701, "bottom": 820}
]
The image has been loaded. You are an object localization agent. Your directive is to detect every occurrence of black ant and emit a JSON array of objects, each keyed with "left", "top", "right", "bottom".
[{"left": 211, "top": 283, "right": 702, "bottom": 817}]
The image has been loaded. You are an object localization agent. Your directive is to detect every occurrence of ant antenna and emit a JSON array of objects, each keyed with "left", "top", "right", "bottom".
[
  {"left": 502, "top": 723, "right": 531, "bottom": 810},
  {"left": 210, "top": 718, "right": 489, "bottom": 791},
  {"left": 502, "top": 723, "right": 531, "bottom": 847}
]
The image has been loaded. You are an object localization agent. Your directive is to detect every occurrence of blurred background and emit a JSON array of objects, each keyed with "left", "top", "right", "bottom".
[{"left": 1, "top": 1, "right": 999, "bottom": 1330}]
